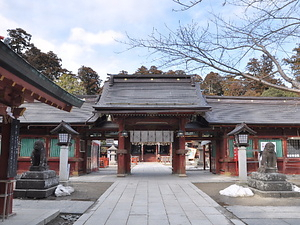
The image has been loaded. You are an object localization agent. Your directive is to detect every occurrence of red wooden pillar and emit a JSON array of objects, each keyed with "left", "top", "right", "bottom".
[
  {"left": 125, "top": 136, "right": 131, "bottom": 174},
  {"left": 178, "top": 135, "right": 187, "bottom": 176},
  {"left": 117, "top": 121, "right": 127, "bottom": 176},
  {"left": 172, "top": 138, "right": 179, "bottom": 174},
  {"left": 0, "top": 122, "right": 14, "bottom": 217},
  {"left": 173, "top": 118, "right": 187, "bottom": 176}
]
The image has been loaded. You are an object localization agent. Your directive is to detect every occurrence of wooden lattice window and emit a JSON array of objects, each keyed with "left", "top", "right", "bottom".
[
  {"left": 287, "top": 139, "right": 300, "bottom": 158},
  {"left": 50, "top": 139, "right": 75, "bottom": 157}
]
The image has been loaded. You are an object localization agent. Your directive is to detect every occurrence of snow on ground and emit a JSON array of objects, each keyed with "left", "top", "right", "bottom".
[
  {"left": 220, "top": 183, "right": 300, "bottom": 197},
  {"left": 55, "top": 184, "right": 75, "bottom": 197},
  {"left": 219, "top": 184, "right": 254, "bottom": 197},
  {"left": 293, "top": 185, "right": 300, "bottom": 192}
]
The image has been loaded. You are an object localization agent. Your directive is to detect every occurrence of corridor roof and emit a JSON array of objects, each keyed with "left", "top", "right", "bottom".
[{"left": 205, "top": 96, "right": 300, "bottom": 125}]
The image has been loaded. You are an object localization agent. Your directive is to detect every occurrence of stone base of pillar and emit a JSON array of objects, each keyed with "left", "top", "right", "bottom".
[
  {"left": 0, "top": 212, "right": 16, "bottom": 220},
  {"left": 178, "top": 174, "right": 187, "bottom": 177},
  {"left": 117, "top": 174, "right": 126, "bottom": 177}
]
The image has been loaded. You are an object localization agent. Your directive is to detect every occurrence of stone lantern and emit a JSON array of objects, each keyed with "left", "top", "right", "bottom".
[
  {"left": 228, "top": 122, "right": 256, "bottom": 182},
  {"left": 51, "top": 120, "right": 78, "bottom": 183},
  {"left": 108, "top": 144, "right": 117, "bottom": 165}
]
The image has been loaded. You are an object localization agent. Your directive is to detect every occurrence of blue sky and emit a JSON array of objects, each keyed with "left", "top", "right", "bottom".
[{"left": 1, "top": 0, "right": 214, "bottom": 81}]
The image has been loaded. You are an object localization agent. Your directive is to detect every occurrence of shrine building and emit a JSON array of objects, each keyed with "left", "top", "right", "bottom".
[
  {"left": 12, "top": 72, "right": 300, "bottom": 178},
  {"left": 93, "top": 74, "right": 300, "bottom": 176},
  {"left": 94, "top": 74, "right": 211, "bottom": 176},
  {"left": 0, "top": 41, "right": 84, "bottom": 218}
]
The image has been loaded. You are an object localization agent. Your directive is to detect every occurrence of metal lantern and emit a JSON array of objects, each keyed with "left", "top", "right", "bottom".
[
  {"left": 50, "top": 120, "right": 79, "bottom": 146},
  {"left": 234, "top": 133, "right": 249, "bottom": 147},
  {"left": 176, "top": 130, "right": 185, "bottom": 138},
  {"left": 227, "top": 122, "right": 256, "bottom": 147},
  {"left": 120, "top": 130, "right": 128, "bottom": 138},
  {"left": 58, "top": 133, "right": 72, "bottom": 146}
]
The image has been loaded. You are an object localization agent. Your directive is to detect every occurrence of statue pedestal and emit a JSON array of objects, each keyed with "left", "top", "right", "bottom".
[
  {"left": 14, "top": 170, "right": 59, "bottom": 198},
  {"left": 248, "top": 172, "right": 300, "bottom": 197}
]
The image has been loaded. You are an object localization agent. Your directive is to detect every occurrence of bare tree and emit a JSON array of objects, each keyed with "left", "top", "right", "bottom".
[
  {"left": 172, "top": 0, "right": 203, "bottom": 11},
  {"left": 126, "top": 0, "right": 300, "bottom": 93}
]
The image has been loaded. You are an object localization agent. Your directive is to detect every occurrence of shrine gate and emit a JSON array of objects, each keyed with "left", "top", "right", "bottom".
[{"left": 93, "top": 74, "right": 211, "bottom": 176}]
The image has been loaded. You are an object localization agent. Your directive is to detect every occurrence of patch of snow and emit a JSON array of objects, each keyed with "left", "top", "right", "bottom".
[
  {"left": 292, "top": 184, "right": 300, "bottom": 192},
  {"left": 219, "top": 184, "right": 254, "bottom": 197},
  {"left": 55, "top": 184, "right": 75, "bottom": 197}
]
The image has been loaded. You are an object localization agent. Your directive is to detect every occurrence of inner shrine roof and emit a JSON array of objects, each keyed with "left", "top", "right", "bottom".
[
  {"left": 0, "top": 41, "right": 84, "bottom": 112},
  {"left": 94, "top": 74, "right": 211, "bottom": 115}
]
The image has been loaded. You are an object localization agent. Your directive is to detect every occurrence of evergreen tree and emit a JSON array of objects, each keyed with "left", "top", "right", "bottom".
[
  {"left": 261, "top": 88, "right": 299, "bottom": 97},
  {"left": 245, "top": 55, "right": 282, "bottom": 95},
  {"left": 7, "top": 28, "right": 68, "bottom": 81},
  {"left": 148, "top": 66, "right": 163, "bottom": 74},
  {"left": 201, "top": 72, "right": 224, "bottom": 96},
  {"left": 78, "top": 66, "right": 102, "bottom": 95},
  {"left": 56, "top": 73, "right": 86, "bottom": 95},
  {"left": 134, "top": 66, "right": 149, "bottom": 74},
  {"left": 284, "top": 45, "right": 300, "bottom": 82},
  {"left": 118, "top": 70, "right": 128, "bottom": 75},
  {"left": 7, "top": 28, "right": 32, "bottom": 54},
  {"left": 221, "top": 76, "right": 245, "bottom": 96},
  {"left": 24, "top": 46, "right": 67, "bottom": 81}
]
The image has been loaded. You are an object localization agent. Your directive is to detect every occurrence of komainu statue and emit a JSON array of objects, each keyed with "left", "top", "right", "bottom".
[
  {"left": 258, "top": 142, "right": 277, "bottom": 173},
  {"left": 30, "top": 140, "right": 48, "bottom": 171}
]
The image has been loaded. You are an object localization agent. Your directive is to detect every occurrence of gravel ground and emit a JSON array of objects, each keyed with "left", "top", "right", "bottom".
[
  {"left": 194, "top": 181, "right": 300, "bottom": 207},
  {"left": 45, "top": 182, "right": 112, "bottom": 225}
]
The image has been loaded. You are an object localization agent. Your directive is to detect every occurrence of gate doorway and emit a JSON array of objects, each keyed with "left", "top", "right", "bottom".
[
  {"left": 143, "top": 145, "right": 156, "bottom": 162},
  {"left": 131, "top": 143, "right": 171, "bottom": 163}
]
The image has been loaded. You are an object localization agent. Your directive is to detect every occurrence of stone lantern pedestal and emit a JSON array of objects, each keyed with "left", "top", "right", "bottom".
[
  {"left": 14, "top": 169, "right": 59, "bottom": 198},
  {"left": 248, "top": 142, "right": 300, "bottom": 197},
  {"left": 14, "top": 140, "right": 59, "bottom": 198}
]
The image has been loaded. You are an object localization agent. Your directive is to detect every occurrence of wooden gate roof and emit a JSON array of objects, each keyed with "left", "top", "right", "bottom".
[
  {"left": 94, "top": 74, "right": 211, "bottom": 115},
  {"left": 0, "top": 41, "right": 84, "bottom": 114}
]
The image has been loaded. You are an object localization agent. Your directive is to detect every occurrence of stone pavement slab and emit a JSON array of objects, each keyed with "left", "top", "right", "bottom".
[
  {"left": 13, "top": 199, "right": 94, "bottom": 214},
  {"left": 4, "top": 163, "right": 300, "bottom": 225},
  {"left": 74, "top": 163, "right": 238, "bottom": 225},
  {"left": 0, "top": 199, "right": 94, "bottom": 225},
  {"left": 0, "top": 208, "right": 59, "bottom": 225},
  {"left": 226, "top": 206, "right": 300, "bottom": 225}
]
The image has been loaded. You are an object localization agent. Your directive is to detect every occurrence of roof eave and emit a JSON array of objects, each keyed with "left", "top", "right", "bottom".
[{"left": 0, "top": 42, "right": 84, "bottom": 110}]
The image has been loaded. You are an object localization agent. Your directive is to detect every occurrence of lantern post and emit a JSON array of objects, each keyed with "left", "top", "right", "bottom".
[
  {"left": 227, "top": 123, "right": 256, "bottom": 182},
  {"left": 51, "top": 121, "right": 78, "bottom": 183}
]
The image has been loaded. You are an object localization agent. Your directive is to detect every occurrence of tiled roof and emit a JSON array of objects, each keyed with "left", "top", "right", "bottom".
[
  {"left": 94, "top": 74, "right": 211, "bottom": 114},
  {"left": 0, "top": 41, "right": 84, "bottom": 111},
  {"left": 19, "top": 95, "right": 98, "bottom": 124},
  {"left": 205, "top": 96, "right": 300, "bottom": 125}
]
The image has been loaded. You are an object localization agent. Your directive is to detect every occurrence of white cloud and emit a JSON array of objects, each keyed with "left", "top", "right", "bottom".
[
  {"left": 0, "top": 0, "right": 182, "bottom": 79},
  {"left": 56, "top": 42, "right": 87, "bottom": 73},
  {"left": 31, "top": 37, "right": 56, "bottom": 53},
  {"left": 69, "top": 27, "right": 124, "bottom": 46},
  {"left": 0, "top": 15, "right": 18, "bottom": 37}
]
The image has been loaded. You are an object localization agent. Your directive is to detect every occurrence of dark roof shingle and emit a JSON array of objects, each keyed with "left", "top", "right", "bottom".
[
  {"left": 94, "top": 74, "right": 211, "bottom": 114},
  {"left": 205, "top": 96, "right": 300, "bottom": 125}
]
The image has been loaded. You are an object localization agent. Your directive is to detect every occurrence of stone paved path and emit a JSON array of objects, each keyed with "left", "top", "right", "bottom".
[{"left": 74, "top": 163, "right": 240, "bottom": 225}]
